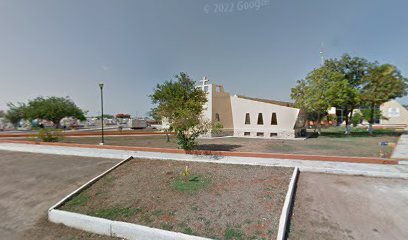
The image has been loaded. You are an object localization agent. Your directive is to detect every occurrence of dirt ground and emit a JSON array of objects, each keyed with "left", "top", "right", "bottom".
[
  {"left": 0, "top": 150, "right": 120, "bottom": 239},
  {"left": 61, "top": 159, "right": 293, "bottom": 239},
  {"left": 288, "top": 173, "right": 408, "bottom": 240}
]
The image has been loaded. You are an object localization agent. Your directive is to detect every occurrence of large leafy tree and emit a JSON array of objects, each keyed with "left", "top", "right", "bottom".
[
  {"left": 324, "top": 54, "right": 371, "bottom": 134},
  {"left": 5, "top": 102, "right": 27, "bottom": 127},
  {"left": 150, "top": 72, "right": 220, "bottom": 150},
  {"left": 23, "top": 96, "right": 86, "bottom": 127},
  {"left": 361, "top": 64, "right": 407, "bottom": 133},
  {"left": 291, "top": 67, "right": 351, "bottom": 134}
]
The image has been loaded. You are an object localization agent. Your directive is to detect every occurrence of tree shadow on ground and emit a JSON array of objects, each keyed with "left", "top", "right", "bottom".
[
  {"left": 320, "top": 131, "right": 401, "bottom": 138},
  {"left": 307, "top": 129, "right": 401, "bottom": 138},
  {"left": 196, "top": 144, "right": 242, "bottom": 152}
]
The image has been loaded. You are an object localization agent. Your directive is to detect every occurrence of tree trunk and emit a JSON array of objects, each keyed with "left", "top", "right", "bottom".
[
  {"left": 344, "top": 107, "right": 350, "bottom": 135},
  {"left": 55, "top": 120, "right": 60, "bottom": 129},
  {"left": 345, "top": 107, "right": 354, "bottom": 135},
  {"left": 165, "top": 130, "right": 170, "bottom": 142},
  {"left": 368, "top": 103, "right": 375, "bottom": 135},
  {"left": 316, "top": 112, "right": 322, "bottom": 135},
  {"left": 313, "top": 122, "right": 317, "bottom": 133}
]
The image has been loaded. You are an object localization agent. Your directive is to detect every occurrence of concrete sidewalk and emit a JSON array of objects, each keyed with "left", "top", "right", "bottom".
[
  {"left": 0, "top": 143, "right": 407, "bottom": 179},
  {"left": 288, "top": 173, "right": 408, "bottom": 240},
  {"left": 392, "top": 131, "right": 408, "bottom": 162},
  {"left": 0, "top": 150, "right": 120, "bottom": 239}
]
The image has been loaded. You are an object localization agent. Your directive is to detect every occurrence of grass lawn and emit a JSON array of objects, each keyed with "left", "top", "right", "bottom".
[
  {"left": 60, "top": 159, "right": 293, "bottom": 240},
  {"left": 49, "top": 127, "right": 401, "bottom": 158}
]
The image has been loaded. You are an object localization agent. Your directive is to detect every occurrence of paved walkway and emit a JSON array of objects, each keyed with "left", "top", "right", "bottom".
[
  {"left": 392, "top": 131, "right": 408, "bottom": 161},
  {"left": 0, "top": 150, "right": 120, "bottom": 239},
  {"left": 288, "top": 173, "right": 408, "bottom": 240},
  {"left": 0, "top": 143, "right": 407, "bottom": 179}
]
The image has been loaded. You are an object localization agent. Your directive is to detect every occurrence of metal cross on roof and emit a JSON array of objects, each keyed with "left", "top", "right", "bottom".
[{"left": 200, "top": 76, "right": 209, "bottom": 88}]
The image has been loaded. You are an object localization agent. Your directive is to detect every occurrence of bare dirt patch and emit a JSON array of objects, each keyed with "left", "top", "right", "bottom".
[
  {"left": 0, "top": 150, "right": 120, "bottom": 239},
  {"left": 60, "top": 159, "right": 293, "bottom": 239},
  {"left": 288, "top": 173, "right": 408, "bottom": 240}
]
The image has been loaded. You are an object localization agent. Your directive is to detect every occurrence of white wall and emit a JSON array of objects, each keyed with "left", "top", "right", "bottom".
[
  {"left": 380, "top": 100, "right": 408, "bottom": 126},
  {"left": 230, "top": 96, "right": 300, "bottom": 138},
  {"left": 201, "top": 84, "right": 213, "bottom": 122}
]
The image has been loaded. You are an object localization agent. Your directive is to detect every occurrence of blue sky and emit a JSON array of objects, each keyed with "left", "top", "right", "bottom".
[{"left": 1, "top": 0, "right": 408, "bottom": 117}]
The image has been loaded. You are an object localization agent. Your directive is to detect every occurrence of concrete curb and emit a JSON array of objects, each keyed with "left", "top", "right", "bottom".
[
  {"left": 49, "top": 209, "right": 211, "bottom": 240},
  {"left": 49, "top": 210, "right": 112, "bottom": 236},
  {"left": 399, "top": 160, "right": 408, "bottom": 165},
  {"left": 277, "top": 167, "right": 299, "bottom": 240},
  {"left": 111, "top": 221, "right": 211, "bottom": 240},
  {"left": 47, "top": 156, "right": 212, "bottom": 240}
]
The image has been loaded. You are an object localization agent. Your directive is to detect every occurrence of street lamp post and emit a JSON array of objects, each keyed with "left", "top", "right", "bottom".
[{"left": 99, "top": 83, "right": 104, "bottom": 145}]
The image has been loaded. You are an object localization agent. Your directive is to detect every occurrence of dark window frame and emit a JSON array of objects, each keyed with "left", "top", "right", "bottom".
[
  {"left": 271, "top": 112, "right": 277, "bottom": 125},
  {"left": 257, "top": 113, "right": 264, "bottom": 125},
  {"left": 245, "top": 113, "right": 251, "bottom": 124},
  {"left": 215, "top": 113, "right": 220, "bottom": 121}
]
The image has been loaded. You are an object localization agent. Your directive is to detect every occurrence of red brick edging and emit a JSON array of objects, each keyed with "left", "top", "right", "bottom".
[
  {"left": 0, "top": 131, "right": 168, "bottom": 138},
  {"left": 0, "top": 139, "right": 398, "bottom": 165}
]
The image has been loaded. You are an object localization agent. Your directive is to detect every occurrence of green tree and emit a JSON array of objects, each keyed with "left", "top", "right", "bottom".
[
  {"left": 147, "top": 109, "right": 161, "bottom": 122},
  {"left": 23, "top": 96, "right": 86, "bottom": 128},
  {"left": 291, "top": 67, "right": 350, "bottom": 134},
  {"left": 360, "top": 108, "right": 387, "bottom": 125},
  {"left": 361, "top": 64, "right": 407, "bottom": 134},
  {"left": 5, "top": 103, "right": 26, "bottom": 128},
  {"left": 324, "top": 54, "right": 371, "bottom": 134},
  {"left": 150, "top": 72, "right": 221, "bottom": 150}
]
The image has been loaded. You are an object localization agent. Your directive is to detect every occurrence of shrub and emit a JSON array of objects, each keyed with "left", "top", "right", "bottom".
[{"left": 37, "top": 128, "right": 63, "bottom": 142}]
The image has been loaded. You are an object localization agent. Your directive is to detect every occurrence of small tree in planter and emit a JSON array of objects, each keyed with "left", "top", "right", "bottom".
[{"left": 150, "top": 72, "right": 222, "bottom": 150}]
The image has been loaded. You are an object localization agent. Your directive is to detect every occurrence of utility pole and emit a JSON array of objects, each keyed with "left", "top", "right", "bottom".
[{"left": 99, "top": 83, "right": 105, "bottom": 145}]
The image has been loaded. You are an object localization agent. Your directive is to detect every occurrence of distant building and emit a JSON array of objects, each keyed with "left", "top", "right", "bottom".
[
  {"left": 380, "top": 100, "right": 408, "bottom": 127},
  {"left": 198, "top": 78, "right": 306, "bottom": 139}
]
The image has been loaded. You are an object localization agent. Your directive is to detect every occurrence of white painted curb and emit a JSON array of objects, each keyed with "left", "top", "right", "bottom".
[
  {"left": 276, "top": 167, "right": 299, "bottom": 240},
  {"left": 111, "top": 221, "right": 210, "bottom": 240},
  {"left": 49, "top": 208, "right": 211, "bottom": 240},
  {"left": 49, "top": 209, "right": 112, "bottom": 236},
  {"left": 48, "top": 156, "right": 212, "bottom": 240}
]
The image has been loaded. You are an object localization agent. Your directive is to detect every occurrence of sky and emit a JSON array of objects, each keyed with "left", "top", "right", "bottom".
[{"left": 1, "top": 0, "right": 408, "bottom": 117}]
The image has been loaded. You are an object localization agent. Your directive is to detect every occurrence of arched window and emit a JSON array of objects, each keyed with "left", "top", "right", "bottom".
[
  {"left": 245, "top": 113, "right": 250, "bottom": 124},
  {"left": 271, "top": 113, "right": 277, "bottom": 125},
  {"left": 215, "top": 113, "right": 220, "bottom": 121},
  {"left": 257, "top": 113, "right": 264, "bottom": 125}
]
